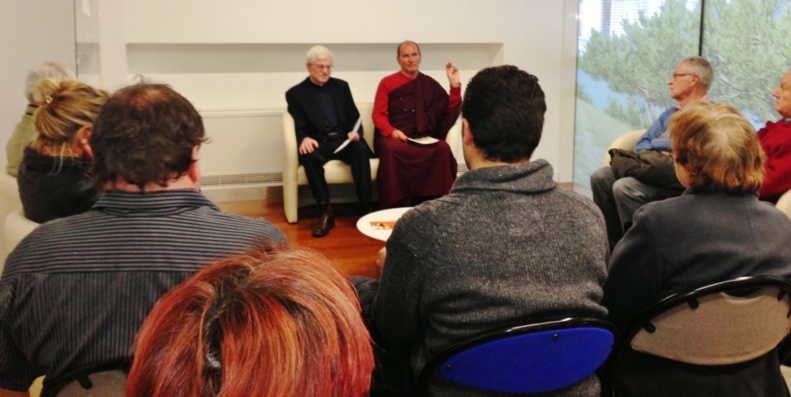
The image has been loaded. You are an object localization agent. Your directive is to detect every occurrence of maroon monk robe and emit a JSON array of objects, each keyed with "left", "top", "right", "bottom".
[{"left": 374, "top": 73, "right": 460, "bottom": 209}]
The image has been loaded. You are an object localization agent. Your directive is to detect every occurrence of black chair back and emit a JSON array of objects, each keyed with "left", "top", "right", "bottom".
[{"left": 40, "top": 359, "right": 131, "bottom": 397}]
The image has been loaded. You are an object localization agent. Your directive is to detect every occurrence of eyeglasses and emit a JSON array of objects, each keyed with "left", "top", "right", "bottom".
[
  {"left": 672, "top": 73, "right": 695, "bottom": 79},
  {"left": 311, "top": 64, "right": 333, "bottom": 71}
]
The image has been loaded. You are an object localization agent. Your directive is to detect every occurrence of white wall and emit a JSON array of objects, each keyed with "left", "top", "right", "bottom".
[
  {"left": 94, "top": 0, "right": 580, "bottom": 182},
  {"left": 0, "top": 1, "right": 76, "bottom": 170},
  {"left": 1, "top": 1, "right": 580, "bottom": 187}
]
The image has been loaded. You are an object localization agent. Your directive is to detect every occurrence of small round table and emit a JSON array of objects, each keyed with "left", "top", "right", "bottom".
[{"left": 356, "top": 207, "right": 412, "bottom": 241}]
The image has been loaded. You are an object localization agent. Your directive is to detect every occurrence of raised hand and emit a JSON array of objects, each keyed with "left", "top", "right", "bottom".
[{"left": 446, "top": 62, "right": 460, "bottom": 88}]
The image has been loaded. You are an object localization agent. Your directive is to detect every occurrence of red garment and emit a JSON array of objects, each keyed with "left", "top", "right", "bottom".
[
  {"left": 758, "top": 119, "right": 791, "bottom": 202},
  {"left": 373, "top": 72, "right": 461, "bottom": 137},
  {"left": 373, "top": 72, "right": 461, "bottom": 209},
  {"left": 375, "top": 138, "right": 457, "bottom": 209}
]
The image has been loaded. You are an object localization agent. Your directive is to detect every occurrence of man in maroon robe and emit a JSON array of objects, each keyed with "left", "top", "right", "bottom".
[{"left": 372, "top": 40, "right": 461, "bottom": 209}]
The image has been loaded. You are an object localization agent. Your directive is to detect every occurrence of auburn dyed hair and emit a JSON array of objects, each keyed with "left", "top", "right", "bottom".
[
  {"left": 126, "top": 245, "right": 374, "bottom": 397},
  {"left": 670, "top": 102, "right": 764, "bottom": 194}
]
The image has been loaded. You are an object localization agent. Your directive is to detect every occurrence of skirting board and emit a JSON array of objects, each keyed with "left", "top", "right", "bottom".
[
  {"left": 202, "top": 184, "right": 282, "bottom": 203},
  {"left": 201, "top": 183, "right": 374, "bottom": 206}
]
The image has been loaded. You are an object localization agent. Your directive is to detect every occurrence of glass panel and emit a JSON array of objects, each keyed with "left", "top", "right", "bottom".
[
  {"left": 573, "top": 0, "right": 701, "bottom": 189},
  {"left": 702, "top": 0, "right": 791, "bottom": 128},
  {"left": 74, "top": 0, "right": 101, "bottom": 86}
]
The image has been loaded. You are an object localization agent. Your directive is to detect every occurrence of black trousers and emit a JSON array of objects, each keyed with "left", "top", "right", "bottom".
[
  {"left": 299, "top": 136, "right": 373, "bottom": 205},
  {"left": 352, "top": 276, "right": 413, "bottom": 397}
]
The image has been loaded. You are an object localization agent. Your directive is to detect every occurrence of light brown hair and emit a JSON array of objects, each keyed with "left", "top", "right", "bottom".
[{"left": 670, "top": 102, "right": 764, "bottom": 193}]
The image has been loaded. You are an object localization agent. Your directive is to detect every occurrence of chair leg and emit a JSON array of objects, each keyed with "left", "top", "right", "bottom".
[{"left": 283, "top": 180, "right": 299, "bottom": 224}]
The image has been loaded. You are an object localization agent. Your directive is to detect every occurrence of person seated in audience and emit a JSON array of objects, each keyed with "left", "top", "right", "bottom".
[
  {"left": 0, "top": 82, "right": 285, "bottom": 396},
  {"left": 355, "top": 65, "right": 608, "bottom": 396},
  {"left": 590, "top": 56, "right": 712, "bottom": 251},
  {"left": 372, "top": 40, "right": 461, "bottom": 209},
  {"left": 757, "top": 69, "right": 791, "bottom": 203},
  {"left": 18, "top": 79, "right": 108, "bottom": 223},
  {"left": 285, "top": 45, "right": 373, "bottom": 237},
  {"left": 602, "top": 102, "right": 791, "bottom": 397},
  {"left": 126, "top": 245, "right": 374, "bottom": 397},
  {"left": 6, "top": 62, "right": 75, "bottom": 177}
]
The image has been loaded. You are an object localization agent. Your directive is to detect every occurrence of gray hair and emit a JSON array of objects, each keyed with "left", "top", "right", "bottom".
[
  {"left": 306, "top": 45, "right": 334, "bottom": 65},
  {"left": 25, "top": 62, "right": 75, "bottom": 103},
  {"left": 681, "top": 56, "right": 713, "bottom": 90}
]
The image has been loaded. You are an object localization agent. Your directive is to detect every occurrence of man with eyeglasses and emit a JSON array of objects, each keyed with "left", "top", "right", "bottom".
[
  {"left": 591, "top": 56, "right": 712, "bottom": 251},
  {"left": 286, "top": 45, "right": 374, "bottom": 237}
]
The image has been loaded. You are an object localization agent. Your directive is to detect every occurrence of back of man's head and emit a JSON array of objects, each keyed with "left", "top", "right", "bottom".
[
  {"left": 91, "top": 83, "right": 207, "bottom": 190},
  {"left": 462, "top": 65, "right": 546, "bottom": 163}
]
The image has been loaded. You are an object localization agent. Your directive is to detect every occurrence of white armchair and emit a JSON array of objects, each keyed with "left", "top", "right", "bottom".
[
  {"left": 776, "top": 190, "right": 791, "bottom": 220},
  {"left": 0, "top": 172, "right": 23, "bottom": 264},
  {"left": 1, "top": 209, "right": 39, "bottom": 276},
  {"left": 602, "top": 129, "right": 647, "bottom": 166},
  {"left": 282, "top": 103, "right": 378, "bottom": 224},
  {"left": 282, "top": 102, "right": 460, "bottom": 223}
]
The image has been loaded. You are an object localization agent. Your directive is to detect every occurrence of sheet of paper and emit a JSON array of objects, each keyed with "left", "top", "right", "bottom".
[
  {"left": 334, "top": 139, "right": 351, "bottom": 153},
  {"left": 334, "top": 117, "right": 363, "bottom": 154},
  {"left": 351, "top": 116, "right": 362, "bottom": 134},
  {"left": 407, "top": 136, "right": 439, "bottom": 145}
]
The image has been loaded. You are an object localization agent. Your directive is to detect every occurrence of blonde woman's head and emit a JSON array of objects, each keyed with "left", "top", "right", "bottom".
[{"left": 32, "top": 79, "right": 109, "bottom": 158}]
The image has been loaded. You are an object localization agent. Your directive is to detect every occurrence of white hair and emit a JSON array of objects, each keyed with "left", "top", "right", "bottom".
[
  {"left": 306, "top": 45, "right": 334, "bottom": 65},
  {"left": 25, "top": 62, "right": 75, "bottom": 102}
]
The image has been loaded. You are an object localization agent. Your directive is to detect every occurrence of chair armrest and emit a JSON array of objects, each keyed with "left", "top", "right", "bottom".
[
  {"left": 445, "top": 116, "right": 462, "bottom": 159},
  {"left": 282, "top": 112, "right": 300, "bottom": 223},
  {"left": 603, "top": 129, "right": 646, "bottom": 166},
  {"left": 4, "top": 209, "right": 39, "bottom": 257},
  {"left": 282, "top": 112, "right": 299, "bottom": 181},
  {"left": 776, "top": 190, "right": 791, "bottom": 220}
]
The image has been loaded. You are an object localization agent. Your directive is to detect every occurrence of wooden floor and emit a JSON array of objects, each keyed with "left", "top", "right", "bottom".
[
  {"left": 218, "top": 200, "right": 383, "bottom": 278},
  {"left": 218, "top": 182, "right": 581, "bottom": 279}
]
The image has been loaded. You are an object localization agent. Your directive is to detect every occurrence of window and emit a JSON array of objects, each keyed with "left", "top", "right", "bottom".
[{"left": 573, "top": 0, "right": 790, "bottom": 189}]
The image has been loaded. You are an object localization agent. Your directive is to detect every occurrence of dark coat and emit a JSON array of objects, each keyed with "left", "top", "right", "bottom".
[
  {"left": 608, "top": 148, "right": 682, "bottom": 189},
  {"left": 17, "top": 149, "right": 98, "bottom": 223},
  {"left": 285, "top": 77, "right": 362, "bottom": 145},
  {"left": 603, "top": 191, "right": 791, "bottom": 396}
]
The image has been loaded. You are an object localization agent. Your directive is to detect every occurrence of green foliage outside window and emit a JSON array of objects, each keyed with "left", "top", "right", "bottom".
[{"left": 573, "top": 0, "right": 791, "bottom": 189}]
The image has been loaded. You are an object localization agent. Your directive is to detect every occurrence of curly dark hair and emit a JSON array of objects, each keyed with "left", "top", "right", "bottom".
[
  {"left": 90, "top": 83, "right": 207, "bottom": 190},
  {"left": 461, "top": 65, "right": 546, "bottom": 162}
]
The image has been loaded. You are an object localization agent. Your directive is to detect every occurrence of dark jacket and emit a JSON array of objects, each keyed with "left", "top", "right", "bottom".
[
  {"left": 285, "top": 77, "right": 362, "bottom": 145},
  {"left": 17, "top": 149, "right": 98, "bottom": 223},
  {"left": 603, "top": 191, "right": 791, "bottom": 396},
  {"left": 608, "top": 148, "right": 682, "bottom": 189}
]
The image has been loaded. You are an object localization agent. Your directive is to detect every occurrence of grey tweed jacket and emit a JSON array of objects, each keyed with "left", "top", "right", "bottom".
[{"left": 372, "top": 159, "right": 609, "bottom": 397}]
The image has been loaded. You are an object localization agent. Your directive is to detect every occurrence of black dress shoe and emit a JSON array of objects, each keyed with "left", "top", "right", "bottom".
[{"left": 312, "top": 203, "right": 335, "bottom": 237}]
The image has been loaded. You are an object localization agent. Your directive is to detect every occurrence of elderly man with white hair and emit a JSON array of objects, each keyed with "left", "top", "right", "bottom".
[{"left": 285, "top": 45, "right": 373, "bottom": 237}]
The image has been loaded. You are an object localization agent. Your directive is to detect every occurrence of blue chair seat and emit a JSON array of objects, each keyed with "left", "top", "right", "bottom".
[{"left": 414, "top": 317, "right": 616, "bottom": 395}]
